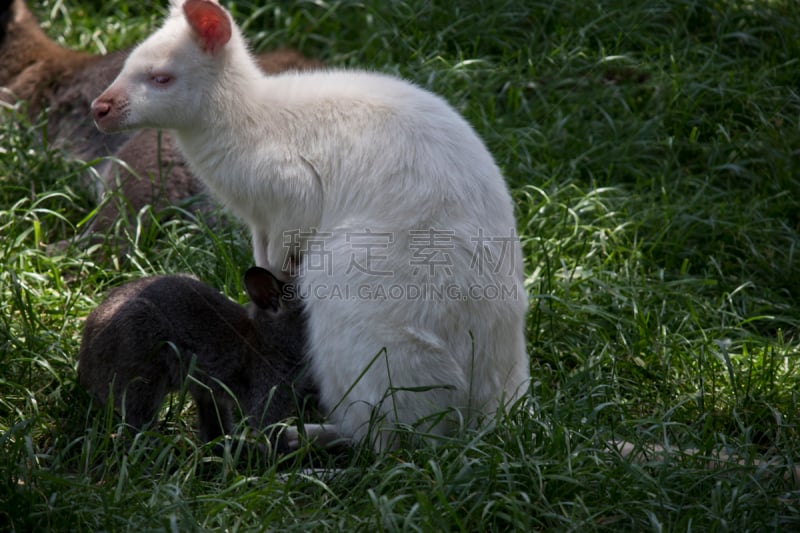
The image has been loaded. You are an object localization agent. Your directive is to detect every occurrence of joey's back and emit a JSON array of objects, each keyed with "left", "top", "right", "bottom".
[{"left": 80, "top": 274, "right": 305, "bottom": 385}]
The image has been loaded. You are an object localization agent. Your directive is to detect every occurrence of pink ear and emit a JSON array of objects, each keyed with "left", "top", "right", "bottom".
[{"left": 182, "top": 0, "right": 232, "bottom": 54}]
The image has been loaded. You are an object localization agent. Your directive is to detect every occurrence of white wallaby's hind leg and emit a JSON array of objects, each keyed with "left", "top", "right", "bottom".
[
  {"left": 300, "top": 278, "right": 467, "bottom": 450},
  {"left": 298, "top": 235, "right": 528, "bottom": 451}
]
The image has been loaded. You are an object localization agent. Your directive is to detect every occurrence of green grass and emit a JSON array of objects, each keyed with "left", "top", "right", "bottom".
[{"left": 2, "top": 0, "right": 800, "bottom": 530}]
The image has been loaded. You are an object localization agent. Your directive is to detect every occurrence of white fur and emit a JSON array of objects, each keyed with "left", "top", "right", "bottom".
[{"left": 93, "top": 0, "right": 530, "bottom": 450}]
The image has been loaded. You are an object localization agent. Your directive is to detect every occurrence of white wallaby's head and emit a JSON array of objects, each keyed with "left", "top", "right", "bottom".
[{"left": 92, "top": 0, "right": 246, "bottom": 133}]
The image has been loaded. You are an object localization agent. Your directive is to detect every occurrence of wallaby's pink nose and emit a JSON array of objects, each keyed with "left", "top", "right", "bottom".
[{"left": 91, "top": 99, "right": 112, "bottom": 122}]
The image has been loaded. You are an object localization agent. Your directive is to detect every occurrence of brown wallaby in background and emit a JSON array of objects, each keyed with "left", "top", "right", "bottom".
[
  {"left": 77, "top": 266, "right": 311, "bottom": 452},
  {"left": 0, "top": 0, "right": 321, "bottom": 238}
]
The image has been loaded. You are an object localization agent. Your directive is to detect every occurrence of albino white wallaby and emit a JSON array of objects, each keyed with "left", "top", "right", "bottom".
[
  {"left": 92, "top": 0, "right": 530, "bottom": 450},
  {"left": 0, "top": 0, "right": 321, "bottom": 237},
  {"left": 77, "top": 267, "right": 310, "bottom": 449}
]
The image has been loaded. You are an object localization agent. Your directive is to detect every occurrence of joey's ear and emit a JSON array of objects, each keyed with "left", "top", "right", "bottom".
[
  {"left": 182, "top": 0, "right": 231, "bottom": 54},
  {"left": 244, "top": 266, "right": 283, "bottom": 311}
]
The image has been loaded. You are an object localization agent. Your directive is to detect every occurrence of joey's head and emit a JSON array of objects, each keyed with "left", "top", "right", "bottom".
[
  {"left": 244, "top": 265, "right": 306, "bottom": 338},
  {"left": 91, "top": 0, "right": 246, "bottom": 133}
]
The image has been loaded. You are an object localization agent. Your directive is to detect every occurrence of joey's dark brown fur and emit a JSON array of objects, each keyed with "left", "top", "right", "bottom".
[
  {"left": 0, "top": 0, "right": 322, "bottom": 238},
  {"left": 77, "top": 267, "right": 311, "bottom": 450}
]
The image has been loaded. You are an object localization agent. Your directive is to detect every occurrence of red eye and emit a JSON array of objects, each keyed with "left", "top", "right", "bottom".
[{"left": 150, "top": 74, "right": 173, "bottom": 85}]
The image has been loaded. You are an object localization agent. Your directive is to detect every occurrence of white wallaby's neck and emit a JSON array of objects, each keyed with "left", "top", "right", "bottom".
[{"left": 174, "top": 54, "right": 276, "bottom": 173}]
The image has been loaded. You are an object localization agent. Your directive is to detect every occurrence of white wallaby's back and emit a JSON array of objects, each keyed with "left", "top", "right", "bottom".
[{"left": 92, "top": 0, "right": 530, "bottom": 450}]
